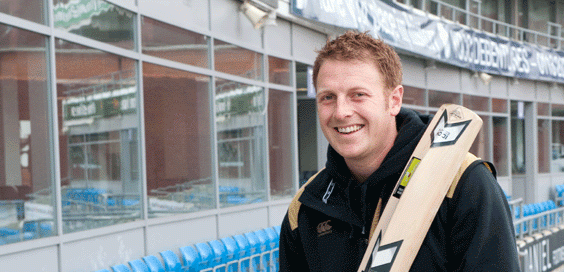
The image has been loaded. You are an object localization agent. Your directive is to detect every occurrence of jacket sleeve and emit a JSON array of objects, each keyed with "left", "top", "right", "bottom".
[
  {"left": 447, "top": 161, "right": 521, "bottom": 271},
  {"left": 279, "top": 213, "right": 310, "bottom": 272}
]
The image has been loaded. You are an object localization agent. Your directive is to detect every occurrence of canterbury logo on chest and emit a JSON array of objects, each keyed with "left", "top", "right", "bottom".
[{"left": 317, "top": 220, "right": 333, "bottom": 236}]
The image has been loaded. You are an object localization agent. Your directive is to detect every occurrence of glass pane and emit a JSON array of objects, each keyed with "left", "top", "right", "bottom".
[
  {"left": 53, "top": 0, "right": 135, "bottom": 50},
  {"left": 143, "top": 63, "right": 213, "bottom": 216},
  {"left": 463, "top": 95, "right": 489, "bottom": 112},
  {"left": 511, "top": 101, "right": 526, "bottom": 174},
  {"left": 216, "top": 78, "right": 266, "bottom": 207},
  {"left": 552, "top": 104, "right": 564, "bottom": 117},
  {"left": 141, "top": 16, "right": 209, "bottom": 69},
  {"left": 56, "top": 39, "right": 141, "bottom": 233},
  {"left": 0, "top": 0, "right": 46, "bottom": 24},
  {"left": 538, "top": 119, "right": 550, "bottom": 173},
  {"left": 553, "top": 120, "right": 564, "bottom": 173},
  {"left": 0, "top": 24, "right": 54, "bottom": 244},
  {"left": 269, "top": 89, "right": 295, "bottom": 199},
  {"left": 538, "top": 102, "right": 550, "bottom": 116},
  {"left": 402, "top": 86, "right": 425, "bottom": 106},
  {"left": 428, "top": 90, "right": 460, "bottom": 108},
  {"left": 493, "top": 117, "right": 508, "bottom": 176},
  {"left": 492, "top": 98, "right": 508, "bottom": 113},
  {"left": 215, "top": 40, "right": 262, "bottom": 81},
  {"left": 470, "top": 115, "right": 490, "bottom": 161},
  {"left": 268, "top": 56, "right": 291, "bottom": 86}
]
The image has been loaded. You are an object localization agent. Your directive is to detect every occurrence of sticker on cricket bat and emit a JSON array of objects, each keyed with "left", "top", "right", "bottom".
[
  {"left": 392, "top": 157, "right": 421, "bottom": 198},
  {"left": 430, "top": 109, "right": 471, "bottom": 148}
]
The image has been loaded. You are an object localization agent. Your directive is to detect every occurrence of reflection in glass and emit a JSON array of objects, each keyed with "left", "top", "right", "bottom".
[
  {"left": 553, "top": 120, "right": 564, "bottom": 173},
  {"left": 470, "top": 115, "right": 490, "bottom": 161},
  {"left": 56, "top": 39, "right": 141, "bottom": 233},
  {"left": 215, "top": 40, "right": 262, "bottom": 81},
  {"left": 142, "top": 17, "right": 209, "bottom": 68},
  {"left": 269, "top": 90, "right": 295, "bottom": 199},
  {"left": 511, "top": 101, "right": 526, "bottom": 174},
  {"left": 492, "top": 98, "right": 508, "bottom": 113},
  {"left": 402, "top": 86, "right": 426, "bottom": 106},
  {"left": 0, "top": 0, "right": 46, "bottom": 24},
  {"left": 268, "top": 56, "right": 291, "bottom": 86},
  {"left": 553, "top": 104, "right": 564, "bottom": 117},
  {"left": 53, "top": 0, "right": 135, "bottom": 50},
  {"left": 143, "top": 63, "right": 213, "bottom": 217},
  {"left": 538, "top": 102, "right": 550, "bottom": 116},
  {"left": 216, "top": 78, "right": 266, "bottom": 207},
  {"left": 463, "top": 95, "right": 489, "bottom": 112},
  {"left": 0, "top": 24, "right": 54, "bottom": 244},
  {"left": 493, "top": 117, "right": 508, "bottom": 176},
  {"left": 538, "top": 119, "right": 550, "bottom": 173},
  {"left": 428, "top": 90, "right": 460, "bottom": 108}
]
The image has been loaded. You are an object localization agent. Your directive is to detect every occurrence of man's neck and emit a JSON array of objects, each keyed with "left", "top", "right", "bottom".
[{"left": 345, "top": 151, "right": 388, "bottom": 183}]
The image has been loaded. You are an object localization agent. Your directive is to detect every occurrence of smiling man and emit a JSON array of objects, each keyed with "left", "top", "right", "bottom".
[{"left": 279, "top": 31, "right": 520, "bottom": 271}]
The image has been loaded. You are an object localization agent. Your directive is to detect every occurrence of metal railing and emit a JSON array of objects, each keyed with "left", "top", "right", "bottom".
[
  {"left": 513, "top": 206, "right": 564, "bottom": 239},
  {"left": 422, "top": 0, "right": 564, "bottom": 50}
]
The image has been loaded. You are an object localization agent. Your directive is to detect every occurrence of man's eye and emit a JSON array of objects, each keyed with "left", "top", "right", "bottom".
[
  {"left": 354, "top": 93, "right": 365, "bottom": 97},
  {"left": 320, "top": 95, "right": 334, "bottom": 101}
]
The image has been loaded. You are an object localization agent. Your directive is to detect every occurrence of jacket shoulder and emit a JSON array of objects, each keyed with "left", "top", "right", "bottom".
[
  {"left": 288, "top": 169, "right": 325, "bottom": 231},
  {"left": 446, "top": 152, "right": 494, "bottom": 198}
]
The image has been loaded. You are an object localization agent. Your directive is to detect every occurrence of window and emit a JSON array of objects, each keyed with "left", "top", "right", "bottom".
[
  {"left": 53, "top": 0, "right": 136, "bottom": 50},
  {"left": 268, "top": 89, "right": 295, "bottom": 199},
  {"left": 0, "top": 0, "right": 46, "bottom": 24},
  {"left": 470, "top": 115, "right": 490, "bottom": 161},
  {"left": 493, "top": 117, "right": 508, "bottom": 176},
  {"left": 143, "top": 63, "right": 213, "bottom": 216},
  {"left": 402, "top": 86, "right": 426, "bottom": 107},
  {"left": 216, "top": 79, "right": 266, "bottom": 207},
  {"left": 141, "top": 17, "right": 209, "bottom": 69},
  {"left": 428, "top": 90, "right": 460, "bottom": 108},
  {"left": 214, "top": 39, "right": 263, "bottom": 81},
  {"left": 268, "top": 56, "right": 291, "bottom": 86},
  {"left": 0, "top": 24, "right": 54, "bottom": 244},
  {"left": 56, "top": 39, "right": 141, "bottom": 233}
]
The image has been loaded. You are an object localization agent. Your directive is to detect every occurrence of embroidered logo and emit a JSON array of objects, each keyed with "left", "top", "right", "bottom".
[{"left": 317, "top": 220, "right": 332, "bottom": 236}]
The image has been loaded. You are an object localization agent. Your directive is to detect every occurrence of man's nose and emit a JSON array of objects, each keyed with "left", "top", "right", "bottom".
[{"left": 334, "top": 97, "right": 353, "bottom": 119}]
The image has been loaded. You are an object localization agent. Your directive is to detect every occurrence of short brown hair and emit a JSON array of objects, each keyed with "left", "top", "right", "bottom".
[{"left": 312, "top": 31, "right": 402, "bottom": 95}]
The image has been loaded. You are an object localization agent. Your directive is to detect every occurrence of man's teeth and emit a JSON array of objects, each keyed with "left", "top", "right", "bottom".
[{"left": 337, "top": 125, "right": 363, "bottom": 134}]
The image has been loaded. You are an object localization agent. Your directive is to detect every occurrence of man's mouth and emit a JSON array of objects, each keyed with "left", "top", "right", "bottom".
[{"left": 336, "top": 125, "right": 364, "bottom": 134}]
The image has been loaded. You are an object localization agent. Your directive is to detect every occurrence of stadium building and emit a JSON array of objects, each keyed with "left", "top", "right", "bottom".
[{"left": 0, "top": 0, "right": 563, "bottom": 271}]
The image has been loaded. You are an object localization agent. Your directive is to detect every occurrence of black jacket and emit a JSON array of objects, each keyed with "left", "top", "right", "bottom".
[{"left": 279, "top": 108, "right": 520, "bottom": 271}]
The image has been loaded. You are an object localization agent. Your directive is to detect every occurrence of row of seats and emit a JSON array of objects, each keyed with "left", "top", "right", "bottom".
[
  {"left": 0, "top": 221, "right": 53, "bottom": 245},
  {"left": 63, "top": 188, "right": 139, "bottom": 208},
  {"left": 94, "top": 225, "right": 281, "bottom": 272},
  {"left": 554, "top": 184, "right": 564, "bottom": 205},
  {"left": 514, "top": 200, "right": 560, "bottom": 234}
]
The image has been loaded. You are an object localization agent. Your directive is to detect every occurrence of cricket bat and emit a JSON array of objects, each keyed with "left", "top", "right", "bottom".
[{"left": 357, "top": 104, "right": 483, "bottom": 272}]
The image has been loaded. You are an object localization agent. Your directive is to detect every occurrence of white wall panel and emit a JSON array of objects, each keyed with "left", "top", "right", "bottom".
[
  {"left": 460, "top": 70, "right": 491, "bottom": 96},
  {"left": 265, "top": 19, "right": 292, "bottom": 57},
  {"left": 551, "top": 84, "right": 564, "bottom": 103},
  {"left": 401, "top": 55, "right": 426, "bottom": 89},
  {"left": 0, "top": 246, "right": 58, "bottom": 272},
  {"left": 489, "top": 76, "right": 509, "bottom": 98},
  {"left": 292, "top": 24, "right": 327, "bottom": 65},
  {"left": 139, "top": 0, "right": 209, "bottom": 33},
  {"left": 210, "top": 0, "right": 262, "bottom": 49},
  {"left": 508, "top": 79, "right": 536, "bottom": 101},
  {"left": 218, "top": 208, "right": 268, "bottom": 238},
  {"left": 269, "top": 203, "right": 289, "bottom": 227},
  {"left": 536, "top": 82, "right": 550, "bottom": 102},
  {"left": 146, "top": 216, "right": 217, "bottom": 254},
  {"left": 62, "top": 229, "right": 145, "bottom": 272},
  {"left": 426, "top": 63, "right": 460, "bottom": 92}
]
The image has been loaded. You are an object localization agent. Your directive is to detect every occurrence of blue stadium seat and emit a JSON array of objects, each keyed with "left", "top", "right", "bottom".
[
  {"left": 245, "top": 231, "right": 261, "bottom": 272},
  {"left": 254, "top": 229, "right": 271, "bottom": 272},
  {"left": 233, "top": 234, "right": 251, "bottom": 272},
  {"left": 128, "top": 259, "right": 150, "bottom": 272},
  {"left": 221, "top": 237, "right": 239, "bottom": 272},
  {"left": 264, "top": 228, "right": 279, "bottom": 272},
  {"left": 111, "top": 264, "right": 132, "bottom": 272},
  {"left": 180, "top": 245, "right": 201, "bottom": 272},
  {"left": 195, "top": 242, "right": 214, "bottom": 271},
  {"left": 142, "top": 255, "right": 165, "bottom": 272},
  {"left": 209, "top": 240, "right": 227, "bottom": 272},
  {"left": 160, "top": 250, "right": 182, "bottom": 272}
]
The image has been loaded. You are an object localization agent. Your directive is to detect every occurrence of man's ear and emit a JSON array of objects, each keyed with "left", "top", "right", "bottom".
[{"left": 388, "top": 85, "right": 403, "bottom": 116}]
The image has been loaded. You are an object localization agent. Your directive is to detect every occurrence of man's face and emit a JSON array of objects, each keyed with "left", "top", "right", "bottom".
[{"left": 316, "top": 59, "right": 402, "bottom": 164}]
